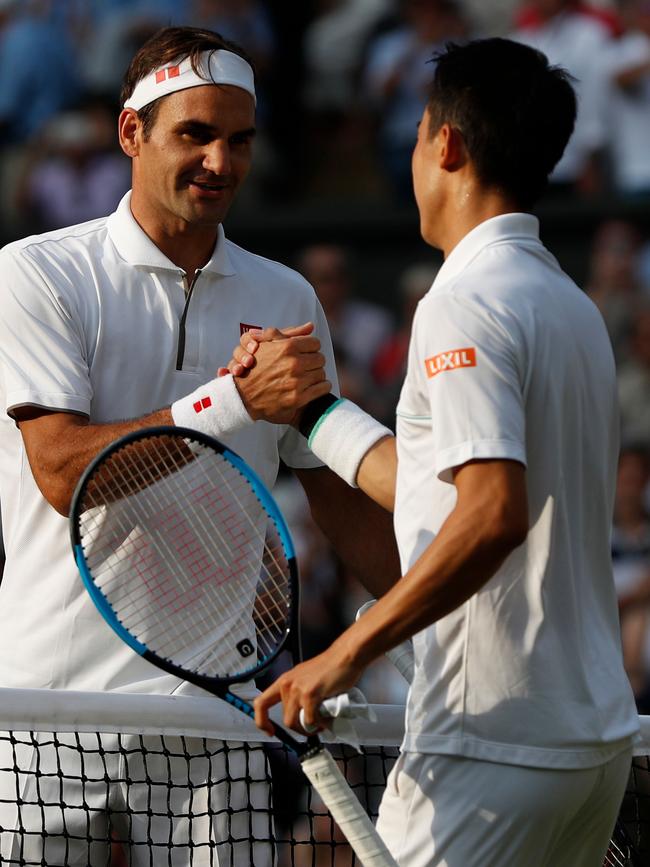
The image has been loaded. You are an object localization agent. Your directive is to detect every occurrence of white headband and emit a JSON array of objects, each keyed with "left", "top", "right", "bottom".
[{"left": 123, "top": 49, "right": 256, "bottom": 111}]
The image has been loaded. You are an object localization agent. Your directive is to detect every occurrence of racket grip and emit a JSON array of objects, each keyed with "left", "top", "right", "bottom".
[
  {"left": 356, "top": 600, "right": 414, "bottom": 683},
  {"left": 301, "top": 749, "right": 397, "bottom": 866}
]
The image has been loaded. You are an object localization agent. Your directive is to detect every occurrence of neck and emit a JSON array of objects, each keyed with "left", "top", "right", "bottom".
[
  {"left": 434, "top": 181, "right": 519, "bottom": 259},
  {"left": 129, "top": 194, "right": 220, "bottom": 275},
  {"left": 152, "top": 227, "right": 218, "bottom": 276}
]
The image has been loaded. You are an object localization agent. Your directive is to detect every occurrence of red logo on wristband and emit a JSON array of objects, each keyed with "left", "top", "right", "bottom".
[{"left": 192, "top": 396, "right": 212, "bottom": 413}]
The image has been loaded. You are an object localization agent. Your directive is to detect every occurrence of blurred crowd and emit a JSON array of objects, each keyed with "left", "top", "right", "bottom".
[{"left": 2, "top": 0, "right": 650, "bottom": 712}]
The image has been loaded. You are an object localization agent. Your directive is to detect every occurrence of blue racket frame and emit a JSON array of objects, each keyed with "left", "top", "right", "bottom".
[{"left": 69, "top": 426, "right": 307, "bottom": 753}]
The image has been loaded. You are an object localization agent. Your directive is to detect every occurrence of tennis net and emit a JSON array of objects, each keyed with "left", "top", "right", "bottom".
[{"left": 0, "top": 687, "right": 647, "bottom": 866}]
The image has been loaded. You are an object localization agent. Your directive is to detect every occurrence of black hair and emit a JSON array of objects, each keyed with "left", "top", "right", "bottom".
[{"left": 427, "top": 38, "right": 576, "bottom": 208}]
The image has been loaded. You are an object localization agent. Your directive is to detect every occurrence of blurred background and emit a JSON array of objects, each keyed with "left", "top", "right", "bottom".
[{"left": 2, "top": 0, "right": 650, "bottom": 711}]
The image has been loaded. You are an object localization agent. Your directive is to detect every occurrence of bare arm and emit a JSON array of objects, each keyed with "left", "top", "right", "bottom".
[
  {"left": 294, "top": 465, "right": 400, "bottom": 599},
  {"left": 255, "top": 458, "right": 528, "bottom": 733},
  {"left": 16, "top": 407, "right": 173, "bottom": 516},
  {"left": 16, "top": 327, "right": 329, "bottom": 516}
]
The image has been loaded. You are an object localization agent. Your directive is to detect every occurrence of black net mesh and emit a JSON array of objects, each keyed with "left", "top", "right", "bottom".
[{"left": 0, "top": 726, "right": 398, "bottom": 866}]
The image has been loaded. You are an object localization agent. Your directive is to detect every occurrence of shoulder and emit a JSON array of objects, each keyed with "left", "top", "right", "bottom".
[
  {"left": 1, "top": 217, "right": 109, "bottom": 270},
  {"left": 0, "top": 218, "right": 109, "bottom": 307},
  {"left": 224, "top": 238, "right": 315, "bottom": 296}
]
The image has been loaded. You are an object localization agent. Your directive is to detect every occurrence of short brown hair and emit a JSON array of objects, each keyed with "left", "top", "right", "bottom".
[{"left": 120, "top": 26, "right": 256, "bottom": 138}]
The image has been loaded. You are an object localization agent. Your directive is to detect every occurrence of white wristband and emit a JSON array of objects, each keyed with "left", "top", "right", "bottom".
[
  {"left": 170, "top": 374, "right": 252, "bottom": 438},
  {"left": 308, "top": 398, "right": 392, "bottom": 487}
]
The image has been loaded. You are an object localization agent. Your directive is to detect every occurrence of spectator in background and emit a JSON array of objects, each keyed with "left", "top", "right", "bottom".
[
  {"left": 604, "top": 0, "right": 650, "bottom": 199},
  {"left": 15, "top": 101, "right": 131, "bottom": 233},
  {"left": 0, "top": 0, "right": 81, "bottom": 237},
  {"left": 613, "top": 445, "right": 650, "bottom": 711},
  {"left": 586, "top": 219, "right": 645, "bottom": 362},
  {"left": 0, "top": 0, "right": 81, "bottom": 147},
  {"left": 363, "top": 0, "right": 470, "bottom": 199},
  {"left": 81, "top": 1, "right": 184, "bottom": 96},
  {"left": 371, "top": 260, "right": 440, "bottom": 423},
  {"left": 618, "top": 306, "right": 650, "bottom": 445},
  {"left": 296, "top": 243, "right": 395, "bottom": 396},
  {"left": 300, "top": 0, "right": 394, "bottom": 199},
  {"left": 511, "top": 0, "right": 612, "bottom": 196}
]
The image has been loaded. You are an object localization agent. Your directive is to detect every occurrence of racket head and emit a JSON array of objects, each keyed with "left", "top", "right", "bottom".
[{"left": 69, "top": 426, "right": 299, "bottom": 689}]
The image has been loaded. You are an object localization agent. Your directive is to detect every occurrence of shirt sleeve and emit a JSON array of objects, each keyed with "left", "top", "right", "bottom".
[
  {"left": 278, "top": 295, "right": 341, "bottom": 469},
  {"left": 416, "top": 293, "right": 527, "bottom": 483},
  {"left": 0, "top": 247, "right": 92, "bottom": 418}
]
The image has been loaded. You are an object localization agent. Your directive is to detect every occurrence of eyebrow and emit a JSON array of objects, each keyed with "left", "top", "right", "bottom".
[{"left": 176, "top": 119, "right": 257, "bottom": 138}]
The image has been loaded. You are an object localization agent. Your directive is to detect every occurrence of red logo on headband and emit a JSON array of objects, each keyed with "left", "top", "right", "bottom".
[{"left": 155, "top": 65, "right": 180, "bottom": 84}]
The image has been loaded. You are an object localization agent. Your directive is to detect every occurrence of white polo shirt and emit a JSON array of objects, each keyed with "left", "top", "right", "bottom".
[
  {"left": 0, "top": 191, "right": 337, "bottom": 694},
  {"left": 395, "top": 213, "right": 638, "bottom": 768}
]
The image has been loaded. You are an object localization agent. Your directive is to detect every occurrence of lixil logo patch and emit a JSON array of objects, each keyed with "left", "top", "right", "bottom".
[{"left": 425, "top": 347, "right": 477, "bottom": 378}]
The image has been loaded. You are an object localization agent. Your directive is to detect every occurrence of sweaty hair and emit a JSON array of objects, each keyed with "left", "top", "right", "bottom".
[
  {"left": 120, "top": 26, "right": 256, "bottom": 139},
  {"left": 427, "top": 38, "right": 576, "bottom": 209}
]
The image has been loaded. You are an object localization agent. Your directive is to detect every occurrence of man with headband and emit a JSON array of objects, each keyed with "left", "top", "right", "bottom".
[{"left": 0, "top": 26, "right": 399, "bottom": 865}]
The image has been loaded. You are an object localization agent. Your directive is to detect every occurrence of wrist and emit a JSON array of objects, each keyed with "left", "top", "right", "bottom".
[
  {"left": 170, "top": 374, "right": 253, "bottom": 439},
  {"left": 304, "top": 396, "right": 393, "bottom": 487}
]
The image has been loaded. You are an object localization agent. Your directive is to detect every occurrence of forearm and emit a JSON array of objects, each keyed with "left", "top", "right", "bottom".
[
  {"left": 296, "top": 466, "right": 400, "bottom": 598},
  {"left": 18, "top": 406, "right": 173, "bottom": 515},
  {"left": 331, "top": 477, "right": 526, "bottom": 670},
  {"left": 355, "top": 436, "right": 396, "bottom": 511}
]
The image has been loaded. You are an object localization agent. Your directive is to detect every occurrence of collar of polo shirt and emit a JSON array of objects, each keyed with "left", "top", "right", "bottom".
[{"left": 123, "top": 50, "right": 256, "bottom": 112}]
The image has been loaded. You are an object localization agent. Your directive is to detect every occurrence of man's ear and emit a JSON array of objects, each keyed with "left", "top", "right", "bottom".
[
  {"left": 118, "top": 109, "right": 141, "bottom": 158},
  {"left": 438, "top": 123, "right": 467, "bottom": 172}
]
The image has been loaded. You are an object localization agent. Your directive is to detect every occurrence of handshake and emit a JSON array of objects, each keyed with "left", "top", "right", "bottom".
[{"left": 217, "top": 321, "right": 330, "bottom": 428}]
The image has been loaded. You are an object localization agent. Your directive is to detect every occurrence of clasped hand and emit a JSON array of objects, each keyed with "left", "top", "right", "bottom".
[{"left": 219, "top": 322, "right": 330, "bottom": 426}]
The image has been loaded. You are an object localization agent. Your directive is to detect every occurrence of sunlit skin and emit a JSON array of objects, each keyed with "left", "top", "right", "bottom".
[
  {"left": 118, "top": 83, "right": 256, "bottom": 275},
  {"left": 412, "top": 106, "right": 517, "bottom": 256}
]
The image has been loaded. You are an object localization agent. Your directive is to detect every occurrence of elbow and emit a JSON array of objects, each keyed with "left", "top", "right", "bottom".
[
  {"left": 484, "top": 505, "right": 528, "bottom": 558},
  {"left": 30, "top": 462, "right": 76, "bottom": 516},
  {"left": 42, "top": 477, "right": 75, "bottom": 517}
]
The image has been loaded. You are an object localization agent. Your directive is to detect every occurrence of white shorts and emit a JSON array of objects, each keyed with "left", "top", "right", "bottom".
[
  {"left": 376, "top": 749, "right": 632, "bottom": 867},
  {"left": 0, "top": 732, "right": 273, "bottom": 866}
]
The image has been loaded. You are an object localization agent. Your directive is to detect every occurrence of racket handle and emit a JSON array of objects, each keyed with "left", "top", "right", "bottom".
[
  {"left": 301, "top": 749, "right": 397, "bottom": 866},
  {"left": 356, "top": 600, "right": 414, "bottom": 683}
]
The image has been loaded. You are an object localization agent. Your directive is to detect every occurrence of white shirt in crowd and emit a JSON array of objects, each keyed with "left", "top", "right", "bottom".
[
  {"left": 0, "top": 191, "right": 337, "bottom": 695},
  {"left": 512, "top": 11, "right": 611, "bottom": 185},
  {"left": 395, "top": 213, "right": 638, "bottom": 768},
  {"left": 604, "top": 29, "right": 650, "bottom": 195}
]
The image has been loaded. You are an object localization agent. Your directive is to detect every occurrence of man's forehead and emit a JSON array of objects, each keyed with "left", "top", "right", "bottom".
[{"left": 160, "top": 83, "right": 256, "bottom": 126}]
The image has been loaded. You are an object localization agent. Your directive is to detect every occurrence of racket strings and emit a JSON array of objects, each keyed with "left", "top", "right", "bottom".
[
  {"left": 78, "top": 436, "right": 292, "bottom": 677},
  {"left": 82, "top": 454, "right": 284, "bottom": 672}
]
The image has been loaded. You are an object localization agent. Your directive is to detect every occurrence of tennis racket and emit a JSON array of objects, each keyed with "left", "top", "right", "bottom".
[{"left": 69, "top": 425, "right": 396, "bottom": 867}]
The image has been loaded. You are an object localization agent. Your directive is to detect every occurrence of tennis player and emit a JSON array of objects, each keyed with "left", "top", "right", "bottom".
[
  {"left": 248, "top": 38, "right": 640, "bottom": 866},
  {"left": 0, "top": 26, "right": 399, "bottom": 865}
]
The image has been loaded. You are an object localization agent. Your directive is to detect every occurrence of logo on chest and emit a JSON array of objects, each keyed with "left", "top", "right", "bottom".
[{"left": 425, "top": 347, "right": 477, "bottom": 378}]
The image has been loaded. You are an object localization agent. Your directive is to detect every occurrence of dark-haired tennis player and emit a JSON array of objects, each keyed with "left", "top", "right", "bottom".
[
  {"left": 0, "top": 25, "right": 398, "bottom": 865},
  {"left": 245, "top": 39, "right": 639, "bottom": 866}
]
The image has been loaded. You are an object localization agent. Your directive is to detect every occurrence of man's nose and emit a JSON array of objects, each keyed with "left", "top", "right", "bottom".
[{"left": 203, "top": 140, "right": 231, "bottom": 175}]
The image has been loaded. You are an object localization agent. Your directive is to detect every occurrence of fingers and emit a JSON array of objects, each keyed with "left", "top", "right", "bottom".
[
  {"left": 254, "top": 671, "right": 327, "bottom": 736},
  {"left": 254, "top": 682, "right": 282, "bottom": 737}
]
